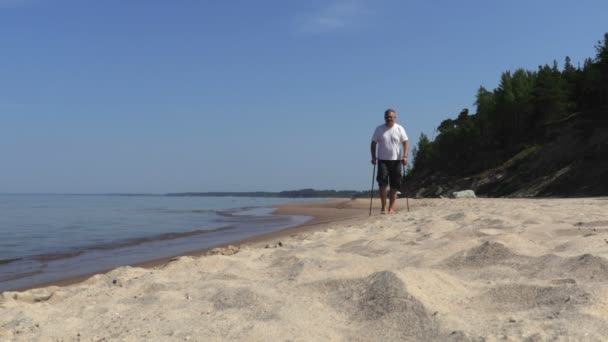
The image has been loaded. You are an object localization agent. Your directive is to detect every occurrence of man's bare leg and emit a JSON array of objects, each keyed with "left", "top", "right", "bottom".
[
  {"left": 379, "top": 186, "right": 388, "bottom": 214},
  {"left": 388, "top": 188, "right": 398, "bottom": 214}
]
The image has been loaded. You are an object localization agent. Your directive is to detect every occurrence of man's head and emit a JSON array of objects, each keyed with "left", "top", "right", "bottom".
[{"left": 384, "top": 108, "right": 396, "bottom": 127}]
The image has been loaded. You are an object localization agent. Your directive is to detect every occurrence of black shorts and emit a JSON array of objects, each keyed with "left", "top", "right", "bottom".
[{"left": 377, "top": 160, "right": 402, "bottom": 190}]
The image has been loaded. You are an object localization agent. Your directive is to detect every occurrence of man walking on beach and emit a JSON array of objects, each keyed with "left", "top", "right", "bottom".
[{"left": 371, "top": 109, "right": 409, "bottom": 214}]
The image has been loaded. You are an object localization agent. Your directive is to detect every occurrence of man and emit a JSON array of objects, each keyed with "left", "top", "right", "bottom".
[{"left": 371, "top": 108, "right": 409, "bottom": 214}]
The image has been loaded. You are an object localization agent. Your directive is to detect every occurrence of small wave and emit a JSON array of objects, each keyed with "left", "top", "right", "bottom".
[
  {"left": 149, "top": 206, "right": 270, "bottom": 216},
  {"left": 192, "top": 206, "right": 262, "bottom": 216},
  {"left": 0, "top": 269, "right": 44, "bottom": 282},
  {"left": 216, "top": 206, "right": 273, "bottom": 218},
  {"left": 32, "top": 251, "right": 84, "bottom": 262},
  {"left": 27, "top": 225, "right": 237, "bottom": 263},
  {"left": 89, "top": 225, "right": 237, "bottom": 250},
  {"left": 145, "top": 208, "right": 223, "bottom": 214},
  {"left": 0, "top": 257, "right": 22, "bottom": 265},
  {"left": 190, "top": 209, "right": 221, "bottom": 214}
]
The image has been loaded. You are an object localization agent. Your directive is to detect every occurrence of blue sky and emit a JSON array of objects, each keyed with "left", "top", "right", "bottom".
[{"left": 1, "top": 0, "right": 607, "bottom": 193}]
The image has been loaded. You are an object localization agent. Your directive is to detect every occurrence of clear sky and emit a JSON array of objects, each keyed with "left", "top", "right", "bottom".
[{"left": 1, "top": 0, "right": 607, "bottom": 193}]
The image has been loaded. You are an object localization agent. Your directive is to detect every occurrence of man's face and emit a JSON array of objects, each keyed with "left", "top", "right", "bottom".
[{"left": 385, "top": 112, "right": 396, "bottom": 126}]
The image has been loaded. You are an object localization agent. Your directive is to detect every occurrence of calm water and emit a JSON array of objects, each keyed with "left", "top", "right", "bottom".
[{"left": 0, "top": 194, "right": 320, "bottom": 291}]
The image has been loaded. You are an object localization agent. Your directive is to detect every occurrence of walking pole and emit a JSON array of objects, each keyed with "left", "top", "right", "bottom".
[
  {"left": 369, "top": 163, "right": 376, "bottom": 216},
  {"left": 402, "top": 164, "right": 410, "bottom": 212}
]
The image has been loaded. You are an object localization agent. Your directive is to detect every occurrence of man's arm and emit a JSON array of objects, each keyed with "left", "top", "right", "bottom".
[
  {"left": 402, "top": 140, "right": 409, "bottom": 165},
  {"left": 371, "top": 141, "right": 377, "bottom": 165}
]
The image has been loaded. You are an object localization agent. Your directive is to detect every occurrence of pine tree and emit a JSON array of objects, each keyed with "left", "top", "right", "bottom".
[
  {"left": 532, "top": 64, "right": 569, "bottom": 124},
  {"left": 594, "top": 33, "right": 608, "bottom": 108},
  {"left": 412, "top": 133, "right": 433, "bottom": 171},
  {"left": 475, "top": 86, "right": 496, "bottom": 145}
]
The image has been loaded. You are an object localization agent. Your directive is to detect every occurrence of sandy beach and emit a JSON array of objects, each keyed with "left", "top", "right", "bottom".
[{"left": 2, "top": 197, "right": 608, "bottom": 341}]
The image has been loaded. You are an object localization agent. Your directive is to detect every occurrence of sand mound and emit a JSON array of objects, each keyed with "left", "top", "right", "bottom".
[
  {"left": 211, "top": 287, "right": 259, "bottom": 310},
  {"left": 444, "top": 241, "right": 517, "bottom": 268},
  {"left": 268, "top": 254, "right": 304, "bottom": 281},
  {"left": 336, "top": 239, "right": 390, "bottom": 257},
  {"left": 211, "top": 287, "right": 277, "bottom": 321},
  {"left": 574, "top": 220, "right": 608, "bottom": 228},
  {"left": 443, "top": 212, "right": 467, "bottom": 221},
  {"left": 523, "top": 253, "right": 608, "bottom": 282},
  {"left": 563, "top": 254, "right": 608, "bottom": 281},
  {"left": 478, "top": 284, "right": 588, "bottom": 312},
  {"left": 545, "top": 254, "right": 608, "bottom": 281},
  {"left": 315, "top": 271, "right": 441, "bottom": 341}
]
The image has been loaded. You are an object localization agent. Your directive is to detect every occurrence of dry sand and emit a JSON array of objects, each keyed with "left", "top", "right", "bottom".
[{"left": 2, "top": 197, "right": 608, "bottom": 341}]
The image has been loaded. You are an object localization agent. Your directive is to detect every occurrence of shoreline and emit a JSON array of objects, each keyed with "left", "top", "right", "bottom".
[
  {"left": 10, "top": 198, "right": 372, "bottom": 292},
  {"left": 4, "top": 197, "right": 608, "bottom": 340}
]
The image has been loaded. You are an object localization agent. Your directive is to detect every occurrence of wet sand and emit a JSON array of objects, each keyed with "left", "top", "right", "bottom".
[{"left": 3, "top": 197, "right": 608, "bottom": 341}]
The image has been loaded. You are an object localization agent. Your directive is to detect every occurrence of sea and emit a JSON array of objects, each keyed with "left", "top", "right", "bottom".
[{"left": 0, "top": 194, "right": 322, "bottom": 292}]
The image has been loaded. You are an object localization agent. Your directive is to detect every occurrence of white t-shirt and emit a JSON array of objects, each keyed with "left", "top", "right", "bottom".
[{"left": 371, "top": 123, "right": 408, "bottom": 160}]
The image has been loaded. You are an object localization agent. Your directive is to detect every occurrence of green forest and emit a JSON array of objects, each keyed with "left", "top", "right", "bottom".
[{"left": 407, "top": 33, "right": 608, "bottom": 196}]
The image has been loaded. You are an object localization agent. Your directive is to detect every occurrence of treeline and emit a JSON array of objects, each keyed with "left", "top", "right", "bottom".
[
  {"left": 166, "top": 189, "right": 369, "bottom": 198},
  {"left": 411, "top": 33, "right": 608, "bottom": 177}
]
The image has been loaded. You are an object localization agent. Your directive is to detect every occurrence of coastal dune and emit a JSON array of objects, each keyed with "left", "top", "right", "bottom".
[{"left": 2, "top": 198, "right": 608, "bottom": 341}]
